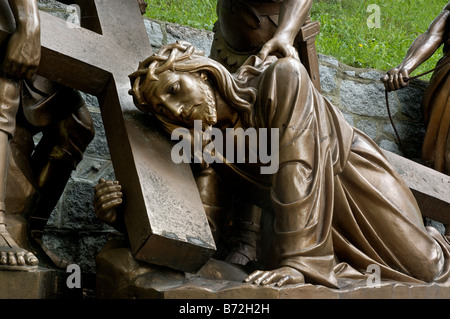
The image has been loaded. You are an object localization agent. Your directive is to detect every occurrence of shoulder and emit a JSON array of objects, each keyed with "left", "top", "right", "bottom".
[
  {"left": 253, "top": 57, "right": 309, "bottom": 93},
  {"left": 256, "top": 57, "right": 310, "bottom": 103},
  {"left": 269, "top": 57, "right": 306, "bottom": 78},
  {"left": 273, "top": 57, "right": 303, "bottom": 69}
]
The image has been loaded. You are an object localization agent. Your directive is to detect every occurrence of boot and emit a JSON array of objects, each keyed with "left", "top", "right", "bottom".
[{"left": 226, "top": 203, "right": 261, "bottom": 266}]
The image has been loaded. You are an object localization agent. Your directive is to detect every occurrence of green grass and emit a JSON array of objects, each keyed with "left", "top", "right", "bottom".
[
  {"left": 143, "top": 0, "right": 448, "bottom": 78},
  {"left": 143, "top": 0, "right": 216, "bottom": 30},
  {"left": 311, "top": 0, "right": 448, "bottom": 79}
]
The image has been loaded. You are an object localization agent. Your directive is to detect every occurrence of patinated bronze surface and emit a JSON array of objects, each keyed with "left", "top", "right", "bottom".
[
  {"left": 96, "top": 41, "right": 450, "bottom": 289},
  {"left": 383, "top": 2, "right": 450, "bottom": 175},
  {"left": 95, "top": 236, "right": 450, "bottom": 298},
  {"left": 1, "top": 0, "right": 447, "bottom": 298},
  {"left": 209, "top": 0, "right": 320, "bottom": 267},
  {"left": 0, "top": 0, "right": 96, "bottom": 270},
  {"left": 383, "top": 150, "right": 450, "bottom": 236},
  {"left": 210, "top": 0, "right": 321, "bottom": 90},
  {"left": 1, "top": 0, "right": 215, "bottom": 273},
  {"left": 0, "top": 0, "right": 42, "bottom": 270}
]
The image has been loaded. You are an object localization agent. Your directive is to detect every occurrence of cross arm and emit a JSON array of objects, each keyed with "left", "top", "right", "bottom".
[{"left": 0, "top": 0, "right": 216, "bottom": 273}]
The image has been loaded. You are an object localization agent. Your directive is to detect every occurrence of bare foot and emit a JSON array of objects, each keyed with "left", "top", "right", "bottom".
[{"left": 0, "top": 224, "right": 38, "bottom": 270}]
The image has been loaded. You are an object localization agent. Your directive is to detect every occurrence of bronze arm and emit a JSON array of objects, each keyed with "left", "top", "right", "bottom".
[{"left": 2, "top": 0, "right": 41, "bottom": 80}]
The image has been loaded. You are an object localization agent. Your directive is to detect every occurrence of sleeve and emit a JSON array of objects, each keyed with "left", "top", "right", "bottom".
[{"left": 255, "top": 57, "right": 339, "bottom": 287}]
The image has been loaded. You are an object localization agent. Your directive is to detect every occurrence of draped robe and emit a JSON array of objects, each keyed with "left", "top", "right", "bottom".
[
  {"left": 421, "top": 43, "right": 450, "bottom": 174},
  {"left": 209, "top": 56, "right": 450, "bottom": 288}
]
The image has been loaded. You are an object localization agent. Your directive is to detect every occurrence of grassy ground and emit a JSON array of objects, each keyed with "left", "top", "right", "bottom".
[
  {"left": 143, "top": 0, "right": 448, "bottom": 78},
  {"left": 311, "top": 0, "right": 448, "bottom": 78},
  {"left": 143, "top": 0, "right": 216, "bottom": 30}
]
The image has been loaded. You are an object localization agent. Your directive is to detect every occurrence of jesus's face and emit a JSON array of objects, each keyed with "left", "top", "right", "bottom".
[{"left": 144, "top": 70, "right": 217, "bottom": 129}]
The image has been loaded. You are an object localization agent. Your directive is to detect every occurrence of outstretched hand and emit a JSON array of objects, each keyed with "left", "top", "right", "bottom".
[
  {"left": 94, "top": 178, "right": 123, "bottom": 226},
  {"left": 245, "top": 266, "right": 305, "bottom": 287}
]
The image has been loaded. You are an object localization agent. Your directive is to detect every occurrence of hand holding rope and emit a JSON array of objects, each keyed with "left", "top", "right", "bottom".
[{"left": 381, "top": 62, "right": 448, "bottom": 157}]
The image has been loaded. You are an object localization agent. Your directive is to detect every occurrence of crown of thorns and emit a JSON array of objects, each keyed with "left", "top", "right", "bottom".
[{"left": 128, "top": 41, "right": 205, "bottom": 110}]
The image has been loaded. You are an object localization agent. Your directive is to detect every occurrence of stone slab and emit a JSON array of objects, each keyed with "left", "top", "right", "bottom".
[
  {"left": 0, "top": 267, "right": 59, "bottom": 299},
  {"left": 95, "top": 238, "right": 450, "bottom": 299}
]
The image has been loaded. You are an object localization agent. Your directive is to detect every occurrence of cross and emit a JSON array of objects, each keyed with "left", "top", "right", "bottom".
[
  {"left": 383, "top": 150, "right": 450, "bottom": 234},
  {"left": 1, "top": 1, "right": 449, "bottom": 275},
  {"left": 297, "top": 19, "right": 321, "bottom": 92},
  {"left": 0, "top": 0, "right": 216, "bottom": 273}
]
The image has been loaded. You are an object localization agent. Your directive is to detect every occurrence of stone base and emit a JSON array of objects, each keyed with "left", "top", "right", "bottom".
[
  {"left": 95, "top": 237, "right": 450, "bottom": 299},
  {"left": 0, "top": 214, "right": 83, "bottom": 299},
  {"left": 0, "top": 267, "right": 58, "bottom": 299},
  {"left": 0, "top": 267, "right": 84, "bottom": 299}
]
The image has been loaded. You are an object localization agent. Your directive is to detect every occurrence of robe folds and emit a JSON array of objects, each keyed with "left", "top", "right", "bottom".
[
  {"left": 215, "top": 56, "right": 450, "bottom": 288},
  {"left": 421, "top": 54, "right": 450, "bottom": 175}
]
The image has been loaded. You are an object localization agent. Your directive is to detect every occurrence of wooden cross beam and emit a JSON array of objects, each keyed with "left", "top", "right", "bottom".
[
  {"left": 383, "top": 150, "right": 450, "bottom": 232},
  {"left": 0, "top": 0, "right": 216, "bottom": 273},
  {"left": 297, "top": 20, "right": 321, "bottom": 92},
  {"left": 2, "top": 1, "right": 448, "bottom": 274}
]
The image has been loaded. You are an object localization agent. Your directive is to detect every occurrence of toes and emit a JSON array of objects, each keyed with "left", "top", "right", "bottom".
[
  {"left": 25, "top": 252, "right": 38, "bottom": 266},
  {"left": 0, "top": 251, "right": 6, "bottom": 264},
  {"left": 0, "top": 250, "right": 39, "bottom": 267},
  {"left": 8, "top": 251, "right": 17, "bottom": 266},
  {"left": 16, "top": 252, "right": 26, "bottom": 266}
]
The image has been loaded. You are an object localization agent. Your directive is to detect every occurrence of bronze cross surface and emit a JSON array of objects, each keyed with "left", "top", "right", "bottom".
[{"left": 0, "top": 0, "right": 216, "bottom": 273}]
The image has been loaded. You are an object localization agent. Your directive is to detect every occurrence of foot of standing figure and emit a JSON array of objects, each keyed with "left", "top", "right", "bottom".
[{"left": 0, "top": 217, "right": 38, "bottom": 270}]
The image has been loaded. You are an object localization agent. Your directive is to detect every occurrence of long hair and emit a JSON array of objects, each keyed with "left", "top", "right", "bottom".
[{"left": 129, "top": 41, "right": 259, "bottom": 130}]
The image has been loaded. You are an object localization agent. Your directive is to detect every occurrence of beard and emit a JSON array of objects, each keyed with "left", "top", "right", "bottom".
[{"left": 188, "top": 79, "right": 217, "bottom": 130}]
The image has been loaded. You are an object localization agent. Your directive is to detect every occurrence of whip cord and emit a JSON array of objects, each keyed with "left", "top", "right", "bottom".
[{"left": 384, "top": 62, "right": 448, "bottom": 156}]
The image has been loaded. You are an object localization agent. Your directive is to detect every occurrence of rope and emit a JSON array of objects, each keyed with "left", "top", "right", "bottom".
[
  {"left": 384, "top": 62, "right": 448, "bottom": 157},
  {"left": 385, "top": 89, "right": 407, "bottom": 155}
]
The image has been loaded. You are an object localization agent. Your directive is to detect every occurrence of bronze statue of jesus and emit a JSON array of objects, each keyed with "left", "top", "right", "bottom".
[{"left": 95, "top": 41, "right": 450, "bottom": 288}]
